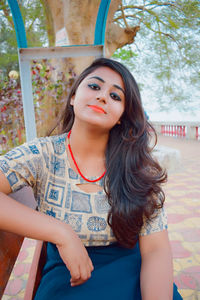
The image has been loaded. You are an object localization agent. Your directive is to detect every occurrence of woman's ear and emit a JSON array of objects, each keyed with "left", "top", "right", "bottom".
[{"left": 70, "top": 95, "right": 75, "bottom": 106}]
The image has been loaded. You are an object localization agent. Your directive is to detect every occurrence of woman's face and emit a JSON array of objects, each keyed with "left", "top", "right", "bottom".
[{"left": 70, "top": 67, "right": 125, "bottom": 131}]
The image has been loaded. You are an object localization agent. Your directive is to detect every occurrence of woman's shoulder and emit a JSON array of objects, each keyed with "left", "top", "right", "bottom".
[
  {"left": 46, "top": 133, "right": 68, "bottom": 155},
  {"left": 139, "top": 206, "right": 168, "bottom": 237},
  {"left": 28, "top": 132, "right": 66, "bottom": 146},
  {"left": 0, "top": 133, "right": 67, "bottom": 162},
  {"left": 22, "top": 133, "right": 67, "bottom": 155}
]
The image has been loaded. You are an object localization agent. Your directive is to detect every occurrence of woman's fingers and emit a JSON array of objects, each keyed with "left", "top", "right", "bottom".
[
  {"left": 56, "top": 227, "right": 94, "bottom": 286},
  {"left": 70, "top": 278, "right": 85, "bottom": 287},
  {"left": 69, "top": 264, "right": 81, "bottom": 282},
  {"left": 89, "top": 258, "right": 94, "bottom": 271},
  {"left": 80, "top": 264, "right": 92, "bottom": 281},
  {"left": 69, "top": 257, "right": 93, "bottom": 285}
]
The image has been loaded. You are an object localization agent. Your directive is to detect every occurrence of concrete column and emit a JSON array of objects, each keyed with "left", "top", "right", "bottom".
[{"left": 187, "top": 125, "right": 197, "bottom": 140}]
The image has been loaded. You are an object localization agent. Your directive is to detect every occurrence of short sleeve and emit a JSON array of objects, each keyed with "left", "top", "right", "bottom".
[
  {"left": 139, "top": 206, "right": 168, "bottom": 236},
  {"left": 0, "top": 139, "right": 45, "bottom": 193}
]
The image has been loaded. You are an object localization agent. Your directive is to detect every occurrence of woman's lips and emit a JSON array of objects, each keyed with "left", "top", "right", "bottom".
[{"left": 88, "top": 105, "right": 106, "bottom": 114}]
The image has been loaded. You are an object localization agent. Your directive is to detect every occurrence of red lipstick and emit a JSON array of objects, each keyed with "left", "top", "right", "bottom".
[{"left": 88, "top": 105, "right": 106, "bottom": 114}]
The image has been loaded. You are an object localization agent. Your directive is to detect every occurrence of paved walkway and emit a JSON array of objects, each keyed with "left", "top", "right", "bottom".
[
  {"left": 2, "top": 135, "right": 200, "bottom": 299},
  {"left": 158, "top": 136, "right": 200, "bottom": 300}
]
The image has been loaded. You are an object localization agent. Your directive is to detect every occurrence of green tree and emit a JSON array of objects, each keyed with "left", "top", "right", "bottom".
[
  {"left": 0, "top": 0, "right": 48, "bottom": 75},
  {"left": 0, "top": 0, "right": 199, "bottom": 109},
  {"left": 113, "top": 0, "right": 200, "bottom": 110}
]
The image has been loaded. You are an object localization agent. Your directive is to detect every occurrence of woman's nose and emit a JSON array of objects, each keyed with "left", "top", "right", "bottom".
[{"left": 96, "top": 92, "right": 107, "bottom": 104}]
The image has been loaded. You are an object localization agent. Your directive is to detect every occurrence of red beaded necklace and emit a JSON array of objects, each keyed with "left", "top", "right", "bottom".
[{"left": 67, "top": 131, "right": 106, "bottom": 183}]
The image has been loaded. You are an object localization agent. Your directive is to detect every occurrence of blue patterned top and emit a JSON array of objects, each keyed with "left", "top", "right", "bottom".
[{"left": 0, "top": 133, "right": 168, "bottom": 246}]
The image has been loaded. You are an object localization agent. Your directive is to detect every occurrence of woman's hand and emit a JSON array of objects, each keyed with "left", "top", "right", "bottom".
[
  {"left": 0, "top": 170, "right": 94, "bottom": 287},
  {"left": 56, "top": 226, "right": 94, "bottom": 286}
]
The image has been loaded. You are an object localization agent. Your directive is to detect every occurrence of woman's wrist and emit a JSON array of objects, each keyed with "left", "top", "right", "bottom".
[{"left": 50, "top": 219, "right": 77, "bottom": 247}]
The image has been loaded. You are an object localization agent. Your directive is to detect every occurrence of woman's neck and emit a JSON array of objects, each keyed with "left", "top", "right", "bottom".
[{"left": 69, "top": 123, "right": 109, "bottom": 160}]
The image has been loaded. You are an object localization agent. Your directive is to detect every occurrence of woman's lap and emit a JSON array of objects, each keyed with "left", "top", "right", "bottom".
[{"left": 34, "top": 242, "right": 182, "bottom": 300}]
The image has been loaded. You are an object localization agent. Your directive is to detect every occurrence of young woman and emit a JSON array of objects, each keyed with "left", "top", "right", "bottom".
[{"left": 0, "top": 58, "right": 182, "bottom": 299}]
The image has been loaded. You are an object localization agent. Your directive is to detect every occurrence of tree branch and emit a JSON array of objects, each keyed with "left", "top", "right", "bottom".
[
  {"left": 121, "top": 2, "right": 177, "bottom": 11},
  {"left": 120, "top": 3, "right": 130, "bottom": 29},
  {"left": 114, "top": 8, "right": 170, "bottom": 29},
  {"left": 138, "top": 0, "right": 146, "bottom": 26},
  {"left": 143, "top": 23, "right": 182, "bottom": 52},
  {"left": 1, "top": 4, "right": 14, "bottom": 28},
  {"left": 114, "top": 14, "right": 141, "bottom": 23},
  {"left": 26, "top": 19, "right": 35, "bottom": 34}
]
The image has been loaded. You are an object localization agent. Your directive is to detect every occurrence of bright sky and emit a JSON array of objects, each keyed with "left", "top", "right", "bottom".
[
  {"left": 147, "top": 110, "right": 200, "bottom": 122},
  {"left": 140, "top": 88, "right": 200, "bottom": 122}
]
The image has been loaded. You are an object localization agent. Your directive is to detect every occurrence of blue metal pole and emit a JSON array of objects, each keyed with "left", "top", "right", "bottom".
[
  {"left": 7, "top": 0, "right": 27, "bottom": 48},
  {"left": 94, "top": 0, "right": 111, "bottom": 46}
]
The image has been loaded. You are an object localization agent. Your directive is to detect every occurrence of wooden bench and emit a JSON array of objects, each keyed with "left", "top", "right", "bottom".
[
  {"left": 0, "top": 231, "right": 24, "bottom": 297},
  {"left": 0, "top": 233, "right": 46, "bottom": 299}
]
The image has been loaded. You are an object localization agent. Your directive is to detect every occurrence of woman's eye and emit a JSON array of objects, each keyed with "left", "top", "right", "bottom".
[
  {"left": 110, "top": 92, "right": 121, "bottom": 101},
  {"left": 88, "top": 83, "right": 100, "bottom": 90}
]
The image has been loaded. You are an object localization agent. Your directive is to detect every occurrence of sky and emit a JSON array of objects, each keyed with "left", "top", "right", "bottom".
[
  {"left": 118, "top": 8, "right": 200, "bottom": 124},
  {"left": 146, "top": 109, "right": 200, "bottom": 122},
  {"left": 128, "top": 58, "right": 200, "bottom": 123},
  {"left": 140, "top": 87, "right": 200, "bottom": 122}
]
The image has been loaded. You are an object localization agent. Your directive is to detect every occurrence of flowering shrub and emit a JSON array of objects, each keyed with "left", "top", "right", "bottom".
[
  {"left": 0, "top": 61, "right": 76, "bottom": 154},
  {"left": 0, "top": 70, "right": 24, "bottom": 154},
  {"left": 31, "top": 60, "right": 76, "bottom": 137}
]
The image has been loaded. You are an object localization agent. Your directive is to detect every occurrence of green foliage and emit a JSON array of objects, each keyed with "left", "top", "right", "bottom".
[
  {"left": 18, "top": 0, "right": 48, "bottom": 47},
  {"left": 113, "top": 0, "right": 200, "bottom": 110},
  {"left": 31, "top": 60, "right": 75, "bottom": 137},
  {"left": 0, "top": 3, "right": 18, "bottom": 75},
  {"left": 0, "top": 71, "right": 24, "bottom": 153},
  {"left": 113, "top": 47, "right": 137, "bottom": 61},
  {"left": 0, "top": 0, "right": 48, "bottom": 75},
  {"left": 0, "top": 60, "right": 76, "bottom": 154}
]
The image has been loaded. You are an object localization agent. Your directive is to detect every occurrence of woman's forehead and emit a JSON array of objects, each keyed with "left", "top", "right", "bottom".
[{"left": 84, "top": 66, "right": 124, "bottom": 87}]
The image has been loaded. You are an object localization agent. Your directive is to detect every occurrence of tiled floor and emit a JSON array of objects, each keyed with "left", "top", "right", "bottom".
[
  {"left": 159, "top": 136, "right": 200, "bottom": 300},
  {"left": 2, "top": 135, "right": 200, "bottom": 299}
]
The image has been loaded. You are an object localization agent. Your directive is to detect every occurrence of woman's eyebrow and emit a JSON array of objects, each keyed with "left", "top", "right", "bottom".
[
  {"left": 89, "top": 76, "right": 125, "bottom": 95},
  {"left": 113, "top": 84, "right": 125, "bottom": 95},
  {"left": 89, "top": 76, "right": 105, "bottom": 83}
]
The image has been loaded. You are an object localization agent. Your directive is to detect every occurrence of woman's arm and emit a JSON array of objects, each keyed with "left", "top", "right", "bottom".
[
  {"left": 139, "top": 230, "right": 173, "bottom": 300},
  {"left": 0, "top": 171, "right": 93, "bottom": 286}
]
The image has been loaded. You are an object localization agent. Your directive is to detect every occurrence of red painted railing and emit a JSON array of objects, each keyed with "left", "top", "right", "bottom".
[
  {"left": 196, "top": 126, "right": 200, "bottom": 140},
  {"left": 161, "top": 125, "right": 186, "bottom": 138},
  {"left": 153, "top": 122, "right": 200, "bottom": 140}
]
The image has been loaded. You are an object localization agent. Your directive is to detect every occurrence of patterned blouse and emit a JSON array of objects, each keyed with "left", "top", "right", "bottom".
[{"left": 0, "top": 133, "right": 168, "bottom": 246}]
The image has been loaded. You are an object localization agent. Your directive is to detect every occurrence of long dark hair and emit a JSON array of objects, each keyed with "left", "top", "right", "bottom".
[{"left": 52, "top": 58, "right": 167, "bottom": 248}]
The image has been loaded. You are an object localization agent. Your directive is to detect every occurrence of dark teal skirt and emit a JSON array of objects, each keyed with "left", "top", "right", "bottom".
[{"left": 35, "top": 242, "right": 182, "bottom": 300}]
